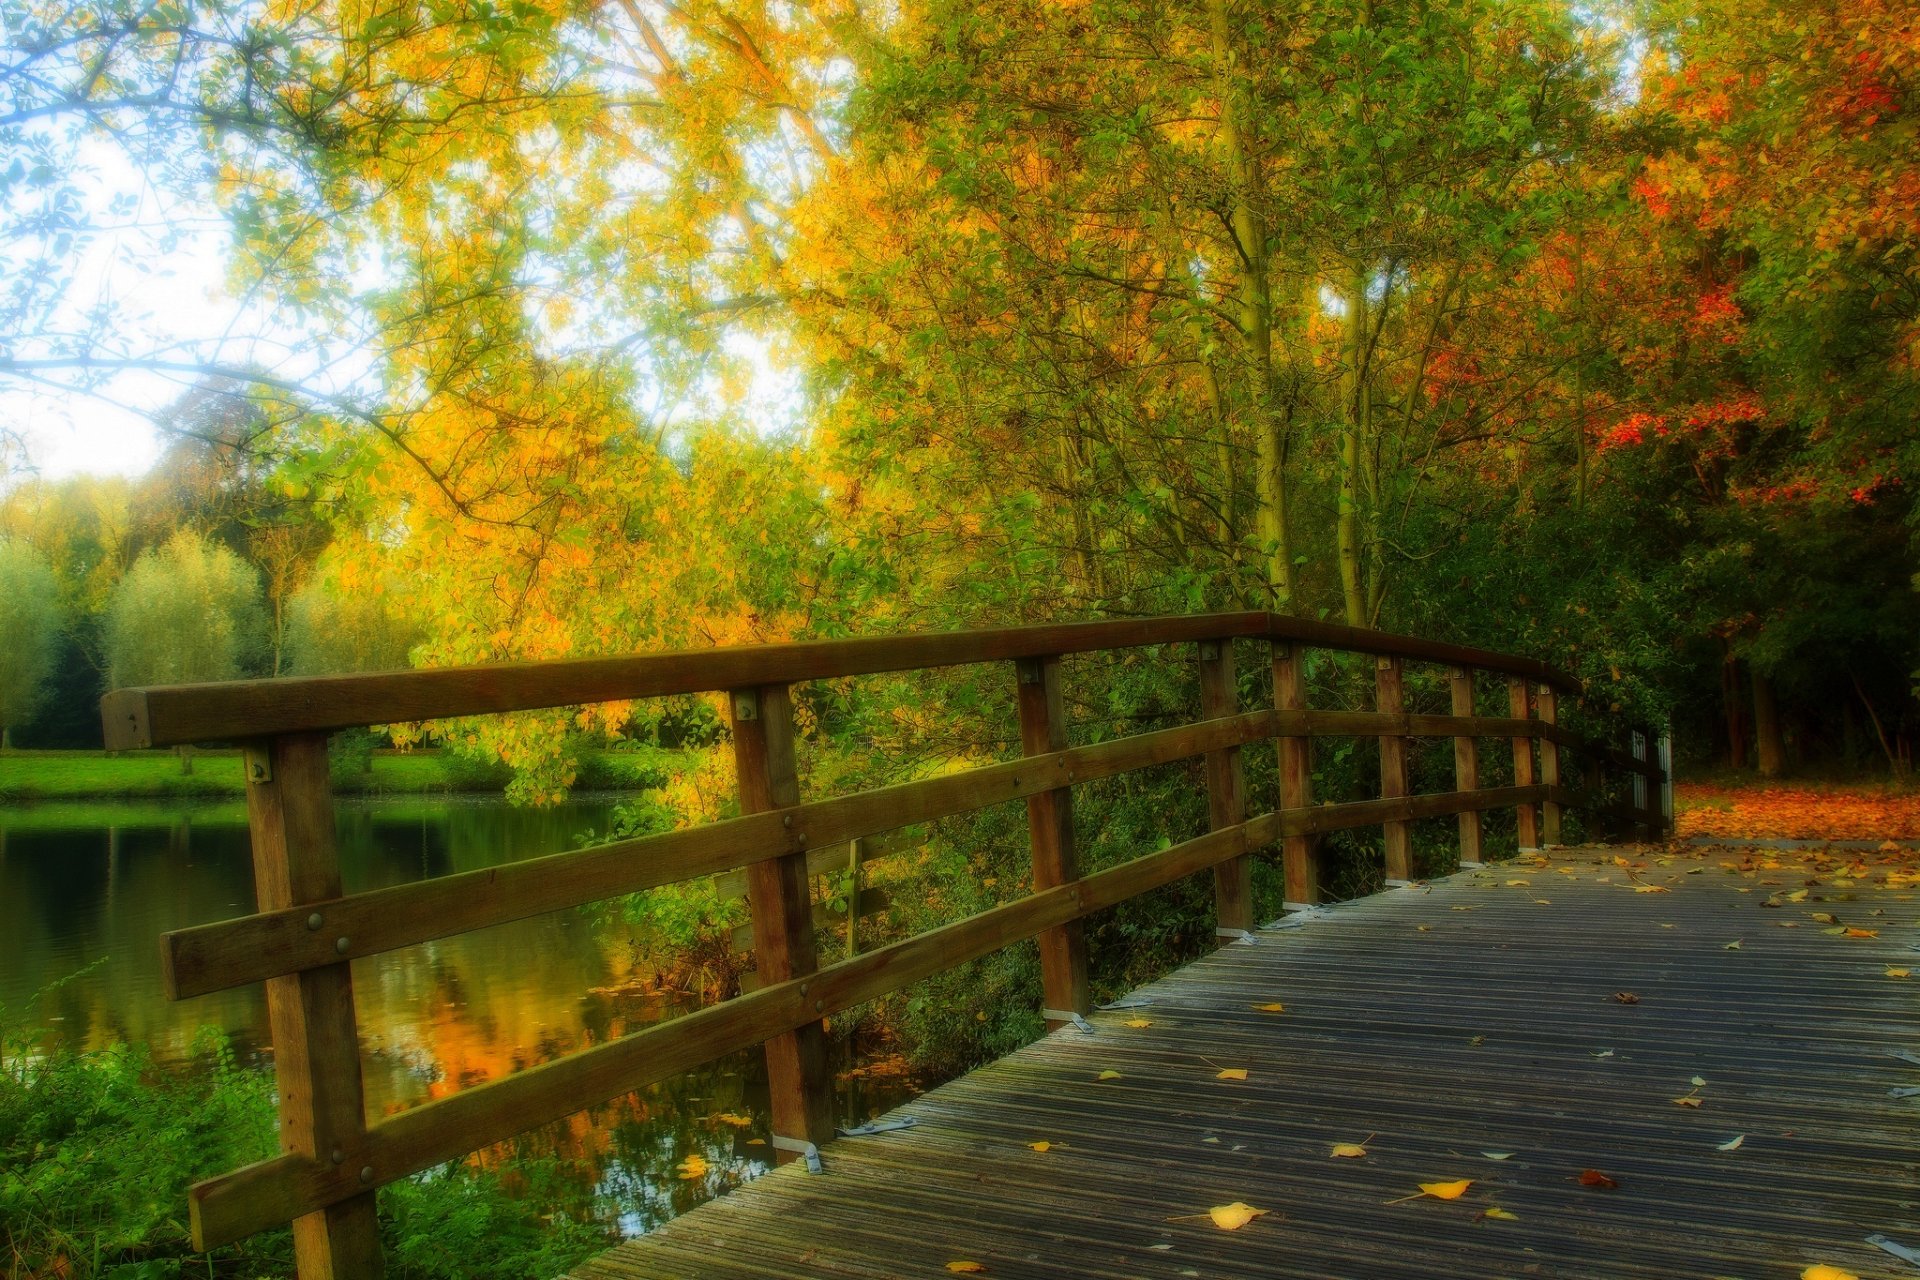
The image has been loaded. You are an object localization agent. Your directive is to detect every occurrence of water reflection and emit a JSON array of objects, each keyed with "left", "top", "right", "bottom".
[{"left": 0, "top": 796, "right": 918, "bottom": 1237}]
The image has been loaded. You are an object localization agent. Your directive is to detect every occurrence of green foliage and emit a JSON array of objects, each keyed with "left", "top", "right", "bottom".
[
  {"left": 0, "top": 1006, "right": 609, "bottom": 1278},
  {"left": 104, "top": 530, "right": 268, "bottom": 688},
  {"left": 285, "top": 561, "right": 420, "bottom": 676},
  {"left": 0, "top": 539, "right": 61, "bottom": 743}
]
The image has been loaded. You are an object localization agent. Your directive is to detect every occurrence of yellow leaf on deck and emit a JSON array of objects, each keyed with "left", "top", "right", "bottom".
[
  {"left": 675, "top": 1154, "right": 709, "bottom": 1180},
  {"left": 1800, "top": 1267, "right": 1859, "bottom": 1280},
  {"left": 1811, "top": 912, "right": 1837, "bottom": 923},
  {"left": 1124, "top": 1018, "right": 1153, "bottom": 1028},
  {"left": 1672, "top": 1096, "right": 1703, "bottom": 1108},
  {"left": 1786, "top": 889, "right": 1809, "bottom": 902},
  {"left": 1723, "top": 940, "right": 1743, "bottom": 950},
  {"left": 1027, "top": 1141, "right": 1051, "bottom": 1152},
  {"left": 1481, "top": 1207, "right": 1520, "bottom": 1221},
  {"left": 1207, "top": 1202, "right": 1268, "bottom": 1230},
  {"left": 1216, "top": 1068, "right": 1249, "bottom": 1081},
  {"left": 1330, "top": 1142, "right": 1368, "bottom": 1158},
  {"left": 1250, "top": 1002, "right": 1286, "bottom": 1012},
  {"left": 1633, "top": 885, "right": 1670, "bottom": 894},
  {"left": 1506, "top": 879, "right": 1530, "bottom": 886},
  {"left": 1096, "top": 1069, "right": 1122, "bottom": 1081},
  {"left": 1716, "top": 1134, "right": 1744, "bottom": 1151},
  {"left": 946, "top": 1262, "right": 986, "bottom": 1273},
  {"left": 1887, "top": 967, "right": 1912, "bottom": 979},
  {"left": 1842, "top": 927, "right": 1879, "bottom": 938},
  {"left": 1418, "top": 1179, "right": 1474, "bottom": 1200}
]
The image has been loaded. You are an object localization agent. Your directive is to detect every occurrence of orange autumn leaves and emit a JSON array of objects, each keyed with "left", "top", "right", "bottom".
[{"left": 1677, "top": 783, "right": 1920, "bottom": 840}]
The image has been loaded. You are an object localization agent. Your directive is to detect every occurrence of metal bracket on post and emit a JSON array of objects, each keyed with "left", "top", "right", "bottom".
[
  {"left": 242, "top": 745, "right": 272, "bottom": 785},
  {"left": 1043, "top": 1010, "right": 1095, "bottom": 1033},
  {"left": 732, "top": 691, "right": 758, "bottom": 722},
  {"left": 770, "top": 1134, "right": 823, "bottom": 1173}
]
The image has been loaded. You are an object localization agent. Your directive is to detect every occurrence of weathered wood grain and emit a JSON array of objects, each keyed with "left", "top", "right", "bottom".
[
  {"left": 1017, "top": 655, "right": 1089, "bottom": 1028},
  {"left": 102, "top": 613, "right": 1580, "bottom": 749}
]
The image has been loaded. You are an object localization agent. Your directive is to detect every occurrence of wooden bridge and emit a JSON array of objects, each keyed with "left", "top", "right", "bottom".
[{"left": 108, "top": 609, "right": 1827, "bottom": 1280}]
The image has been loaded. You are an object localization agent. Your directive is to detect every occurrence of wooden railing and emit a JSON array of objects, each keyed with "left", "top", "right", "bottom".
[{"left": 102, "top": 611, "right": 1668, "bottom": 1279}]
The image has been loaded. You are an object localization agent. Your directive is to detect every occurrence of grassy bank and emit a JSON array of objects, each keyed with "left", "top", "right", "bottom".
[{"left": 0, "top": 748, "right": 667, "bottom": 803}]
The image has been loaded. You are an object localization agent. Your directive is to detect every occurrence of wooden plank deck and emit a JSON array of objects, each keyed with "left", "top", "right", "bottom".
[{"left": 571, "top": 846, "right": 1920, "bottom": 1280}]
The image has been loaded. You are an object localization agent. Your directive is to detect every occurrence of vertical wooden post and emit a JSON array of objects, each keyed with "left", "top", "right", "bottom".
[
  {"left": 1199, "top": 640, "right": 1252, "bottom": 940},
  {"left": 1273, "top": 643, "right": 1318, "bottom": 908},
  {"left": 1016, "top": 656, "right": 1089, "bottom": 1029},
  {"left": 245, "top": 734, "right": 383, "bottom": 1280},
  {"left": 1507, "top": 677, "right": 1540, "bottom": 852},
  {"left": 1657, "top": 731, "right": 1674, "bottom": 838},
  {"left": 1449, "top": 668, "right": 1483, "bottom": 866},
  {"left": 1377, "top": 656, "right": 1412, "bottom": 884},
  {"left": 1631, "top": 727, "right": 1655, "bottom": 842},
  {"left": 845, "top": 838, "right": 862, "bottom": 961},
  {"left": 729, "top": 684, "right": 833, "bottom": 1163},
  {"left": 1537, "top": 684, "right": 1562, "bottom": 847}
]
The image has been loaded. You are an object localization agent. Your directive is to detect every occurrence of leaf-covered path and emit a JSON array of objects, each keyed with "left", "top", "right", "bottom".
[{"left": 572, "top": 846, "right": 1920, "bottom": 1280}]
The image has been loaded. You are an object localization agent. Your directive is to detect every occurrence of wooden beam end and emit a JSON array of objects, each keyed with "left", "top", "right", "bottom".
[{"left": 99, "top": 688, "right": 152, "bottom": 751}]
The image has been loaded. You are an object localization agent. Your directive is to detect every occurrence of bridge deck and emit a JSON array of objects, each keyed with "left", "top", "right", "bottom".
[{"left": 572, "top": 846, "right": 1920, "bottom": 1280}]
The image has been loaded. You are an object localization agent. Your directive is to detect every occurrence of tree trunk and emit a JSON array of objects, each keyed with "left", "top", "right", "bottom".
[
  {"left": 1, "top": 726, "right": 10, "bottom": 751},
  {"left": 1208, "top": 0, "right": 1293, "bottom": 611},
  {"left": 1721, "top": 651, "right": 1747, "bottom": 770},
  {"left": 177, "top": 743, "right": 194, "bottom": 775},
  {"left": 1752, "top": 673, "right": 1784, "bottom": 778},
  {"left": 1337, "top": 264, "right": 1370, "bottom": 627}
]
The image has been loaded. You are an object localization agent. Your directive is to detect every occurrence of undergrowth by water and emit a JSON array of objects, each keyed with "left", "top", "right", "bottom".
[{"left": 1, "top": 975, "right": 611, "bottom": 1280}]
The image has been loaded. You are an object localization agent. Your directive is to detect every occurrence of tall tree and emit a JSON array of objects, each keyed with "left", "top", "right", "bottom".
[{"left": 0, "top": 539, "right": 62, "bottom": 748}]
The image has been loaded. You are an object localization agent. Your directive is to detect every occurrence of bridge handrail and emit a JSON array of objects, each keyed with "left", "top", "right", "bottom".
[{"left": 103, "top": 613, "right": 1664, "bottom": 1275}]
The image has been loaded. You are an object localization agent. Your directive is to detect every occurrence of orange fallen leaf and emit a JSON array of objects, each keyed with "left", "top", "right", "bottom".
[
  {"left": 1578, "top": 1169, "right": 1619, "bottom": 1188},
  {"left": 1671, "top": 1095, "right": 1703, "bottom": 1108},
  {"left": 1613, "top": 992, "right": 1640, "bottom": 1004},
  {"left": 1250, "top": 1002, "right": 1286, "bottom": 1012},
  {"left": 1800, "top": 1267, "right": 1859, "bottom": 1280},
  {"left": 1887, "top": 967, "right": 1912, "bottom": 979},
  {"left": 1842, "top": 928, "right": 1879, "bottom": 938},
  {"left": 1027, "top": 1141, "right": 1051, "bottom": 1152},
  {"left": 1124, "top": 1018, "right": 1152, "bottom": 1028},
  {"left": 1207, "top": 1202, "right": 1268, "bottom": 1230},
  {"left": 946, "top": 1262, "right": 986, "bottom": 1274},
  {"left": 1417, "top": 1179, "right": 1473, "bottom": 1200},
  {"left": 1215, "top": 1068, "right": 1248, "bottom": 1081}
]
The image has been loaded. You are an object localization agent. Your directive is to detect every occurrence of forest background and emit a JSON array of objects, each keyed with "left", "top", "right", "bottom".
[{"left": 2, "top": 0, "right": 1918, "bottom": 1273}]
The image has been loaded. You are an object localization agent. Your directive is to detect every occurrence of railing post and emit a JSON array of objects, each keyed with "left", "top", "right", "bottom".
[
  {"left": 1015, "top": 656, "right": 1089, "bottom": 1030},
  {"left": 1449, "top": 668, "right": 1483, "bottom": 866},
  {"left": 1537, "top": 684, "right": 1562, "bottom": 847},
  {"left": 1272, "top": 643, "right": 1319, "bottom": 908},
  {"left": 1199, "top": 640, "right": 1252, "bottom": 940},
  {"left": 1507, "top": 676, "right": 1541, "bottom": 853},
  {"left": 729, "top": 684, "right": 834, "bottom": 1164},
  {"left": 1658, "top": 731, "right": 1674, "bottom": 837},
  {"left": 1376, "top": 656, "right": 1412, "bottom": 884},
  {"left": 1630, "top": 726, "right": 1654, "bottom": 842},
  {"left": 244, "top": 733, "right": 383, "bottom": 1280}
]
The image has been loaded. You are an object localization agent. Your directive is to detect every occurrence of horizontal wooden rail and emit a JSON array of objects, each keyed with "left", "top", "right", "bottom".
[
  {"left": 161, "top": 710, "right": 1278, "bottom": 999},
  {"left": 111, "top": 612, "right": 1663, "bottom": 1277},
  {"left": 101, "top": 612, "right": 1579, "bottom": 750}
]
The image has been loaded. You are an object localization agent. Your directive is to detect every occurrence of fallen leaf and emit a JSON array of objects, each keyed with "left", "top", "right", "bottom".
[
  {"left": 712, "top": 1112, "right": 752, "bottom": 1128},
  {"left": 1124, "top": 1018, "right": 1153, "bottom": 1028},
  {"left": 1800, "top": 1268, "right": 1859, "bottom": 1280},
  {"left": 1811, "top": 912, "right": 1837, "bottom": 924},
  {"left": 1578, "top": 1169, "right": 1619, "bottom": 1188},
  {"left": 1787, "top": 889, "right": 1809, "bottom": 902},
  {"left": 1613, "top": 992, "right": 1640, "bottom": 1004},
  {"left": 1842, "top": 927, "right": 1879, "bottom": 938},
  {"left": 1250, "top": 1002, "right": 1286, "bottom": 1013},
  {"left": 946, "top": 1262, "right": 986, "bottom": 1274},
  {"left": 1716, "top": 1135, "right": 1744, "bottom": 1151},
  {"left": 1506, "top": 879, "right": 1530, "bottom": 886},
  {"left": 675, "top": 1154, "right": 709, "bottom": 1180},
  {"left": 1592, "top": 1048, "right": 1616, "bottom": 1058},
  {"left": 1481, "top": 1151, "right": 1516, "bottom": 1160},
  {"left": 1887, "top": 967, "right": 1912, "bottom": 979},
  {"left": 1481, "top": 1207, "right": 1520, "bottom": 1221},
  {"left": 1215, "top": 1068, "right": 1249, "bottom": 1081},
  {"left": 1027, "top": 1141, "right": 1051, "bottom": 1152},
  {"left": 1671, "top": 1095, "right": 1703, "bottom": 1108},
  {"left": 1633, "top": 885, "right": 1671, "bottom": 894},
  {"left": 1207, "top": 1202, "right": 1268, "bottom": 1230},
  {"left": 1723, "top": 940, "right": 1743, "bottom": 950},
  {"left": 1096, "top": 1069, "right": 1122, "bottom": 1081},
  {"left": 1417, "top": 1179, "right": 1474, "bottom": 1200},
  {"left": 1330, "top": 1142, "right": 1369, "bottom": 1159},
  {"left": 1690, "top": 1076, "right": 1707, "bottom": 1087}
]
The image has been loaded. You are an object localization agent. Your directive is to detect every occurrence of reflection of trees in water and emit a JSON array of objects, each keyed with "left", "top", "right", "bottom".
[{"left": 5, "top": 798, "right": 923, "bottom": 1237}]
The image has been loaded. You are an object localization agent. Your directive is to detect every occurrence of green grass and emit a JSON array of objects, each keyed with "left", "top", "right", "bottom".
[{"left": 0, "top": 748, "right": 667, "bottom": 802}]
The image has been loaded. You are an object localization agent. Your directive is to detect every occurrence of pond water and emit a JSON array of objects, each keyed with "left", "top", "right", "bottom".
[{"left": 0, "top": 795, "right": 919, "bottom": 1239}]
